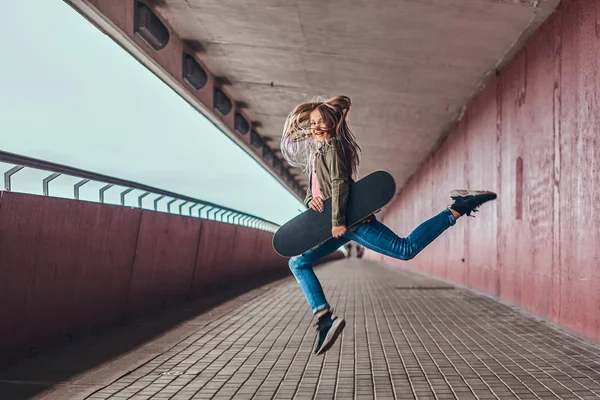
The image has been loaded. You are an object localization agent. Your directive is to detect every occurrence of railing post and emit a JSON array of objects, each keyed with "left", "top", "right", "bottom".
[
  {"left": 120, "top": 187, "right": 134, "bottom": 206},
  {"left": 154, "top": 195, "right": 165, "bottom": 211},
  {"left": 167, "top": 198, "right": 177, "bottom": 213},
  {"left": 74, "top": 179, "right": 90, "bottom": 200},
  {"left": 179, "top": 201, "right": 189, "bottom": 215},
  {"left": 4, "top": 166, "right": 24, "bottom": 191},
  {"left": 138, "top": 191, "right": 150, "bottom": 208},
  {"left": 42, "top": 172, "right": 61, "bottom": 196},
  {"left": 99, "top": 184, "right": 114, "bottom": 203}
]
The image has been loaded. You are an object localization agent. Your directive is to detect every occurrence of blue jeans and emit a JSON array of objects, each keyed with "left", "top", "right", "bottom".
[{"left": 288, "top": 209, "right": 456, "bottom": 314}]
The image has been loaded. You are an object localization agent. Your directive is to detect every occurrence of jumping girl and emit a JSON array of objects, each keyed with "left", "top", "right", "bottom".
[{"left": 280, "top": 95, "right": 496, "bottom": 356}]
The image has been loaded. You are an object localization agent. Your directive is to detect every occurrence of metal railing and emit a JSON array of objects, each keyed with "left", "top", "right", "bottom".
[{"left": 0, "top": 150, "right": 279, "bottom": 233}]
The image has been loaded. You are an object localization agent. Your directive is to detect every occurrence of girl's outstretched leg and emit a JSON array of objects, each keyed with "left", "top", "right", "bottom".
[
  {"left": 346, "top": 209, "right": 456, "bottom": 261},
  {"left": 345, "top": 190, "right": 497, "bottom": 261}
]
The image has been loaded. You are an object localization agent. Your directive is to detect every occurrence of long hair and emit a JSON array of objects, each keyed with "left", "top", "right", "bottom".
[{"left": 280, "top": 95, "right": 361, "bottom": 178}]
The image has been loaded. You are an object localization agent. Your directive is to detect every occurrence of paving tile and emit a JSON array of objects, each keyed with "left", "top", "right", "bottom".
[{"left": 6, "top": 259, "right": 600, "bottom": 399}]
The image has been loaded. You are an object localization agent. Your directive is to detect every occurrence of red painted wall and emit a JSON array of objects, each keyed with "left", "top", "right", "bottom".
[
  {"left": 0, "top": 192, "right": 139, "bottom": 362},
  {"left": 127, "top": 211, "right": 201, "bottom": 316},
  {"left": 366, "top": 0, "right": 600, "bottom": 342},
  {"left": 0, "top": 191, "right": 341, "bottom": 364}
]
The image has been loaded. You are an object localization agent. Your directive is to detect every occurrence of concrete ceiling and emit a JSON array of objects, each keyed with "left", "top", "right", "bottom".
[
  {"left": 69, "top": 0, "right": 559, "bottom": 202},
  {"left": 155, "top": 0, "right": 558, "bottom": 192}
]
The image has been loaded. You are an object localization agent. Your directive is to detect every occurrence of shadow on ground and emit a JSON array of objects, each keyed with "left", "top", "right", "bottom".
[{"left": 0, "top": 270, "right": 293, "bottom": 400}]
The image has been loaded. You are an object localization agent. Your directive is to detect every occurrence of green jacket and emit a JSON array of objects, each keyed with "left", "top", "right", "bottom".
[{"left": 304, "top": 138, "right": 353, "bottom": 226}]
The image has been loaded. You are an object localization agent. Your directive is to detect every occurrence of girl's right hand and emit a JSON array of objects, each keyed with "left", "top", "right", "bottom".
[{"left": 309, "top": 197, "right": 324, "bottom": 212}]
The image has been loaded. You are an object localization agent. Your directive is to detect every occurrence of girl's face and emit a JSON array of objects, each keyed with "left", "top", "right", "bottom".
[{"left": 309, "top": 108, "right": 332, "bottom": 143}]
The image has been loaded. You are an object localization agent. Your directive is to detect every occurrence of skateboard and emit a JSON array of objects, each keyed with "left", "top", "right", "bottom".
[{"left": 272, "top": 170, "right": 396, "bottom": 257}]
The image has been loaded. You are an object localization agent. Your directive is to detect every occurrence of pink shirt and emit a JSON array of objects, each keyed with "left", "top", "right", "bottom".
[{"left": 311, "top": 168, "right": 322, "bottom": 198}]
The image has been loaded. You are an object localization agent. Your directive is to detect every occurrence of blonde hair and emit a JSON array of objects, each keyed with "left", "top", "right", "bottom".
[{"left": 280, "top": 95, "right": 361, "bottom": 177}]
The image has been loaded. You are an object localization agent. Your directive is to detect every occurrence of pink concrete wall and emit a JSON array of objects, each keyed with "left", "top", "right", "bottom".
[
  {"left": 191, "top": 220, "right": 239, "bottom": 294},
  {"left": 366, "top": 0, "right": 600, "bottom": 342},
  {"left": 0, "top": 191, "right": 318, "bottom": 364},
  {"left": 127, "top": 211, "right": 201, "bottom": 316},
  {"left": 0, "top": 192, "right": 139, "bottom": 362}
]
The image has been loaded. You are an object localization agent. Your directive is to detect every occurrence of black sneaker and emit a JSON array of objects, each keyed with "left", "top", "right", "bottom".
[
  {"left": 450, "top": 190, "right": 497, "bottom": 217},
  {"left": 314, "top": 311, "right": 346, "bottom": 355}
]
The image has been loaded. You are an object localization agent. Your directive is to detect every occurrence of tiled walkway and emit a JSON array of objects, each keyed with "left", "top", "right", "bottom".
[{"left": 3, "top": 258, "right": 600, "bottom": 399}]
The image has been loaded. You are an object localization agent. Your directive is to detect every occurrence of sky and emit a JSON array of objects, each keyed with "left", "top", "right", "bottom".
[{"left": 0, "top": 1, "right": 303, "bottom": 225}]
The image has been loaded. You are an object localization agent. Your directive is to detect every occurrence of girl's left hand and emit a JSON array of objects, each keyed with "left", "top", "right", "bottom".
[{"left": 332, "top": 225, "right": 347, "bottom": 238}]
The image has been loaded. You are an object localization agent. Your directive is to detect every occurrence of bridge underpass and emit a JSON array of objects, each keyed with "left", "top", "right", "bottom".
[{"left": 2, "top": 0, "right": 600, "bottom": 399}]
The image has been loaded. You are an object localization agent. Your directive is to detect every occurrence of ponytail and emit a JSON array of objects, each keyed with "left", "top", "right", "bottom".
[
  {"left": 326, "top": 95, "right": 351, "bottom": 115},
  {"left": 325, "top": 95, "right": 351, "bottom": 134}
]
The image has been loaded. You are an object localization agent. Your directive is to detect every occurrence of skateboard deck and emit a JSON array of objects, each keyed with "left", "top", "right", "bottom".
[{"left": 273, "top": 170, "right": 396, "bottom": 257}]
